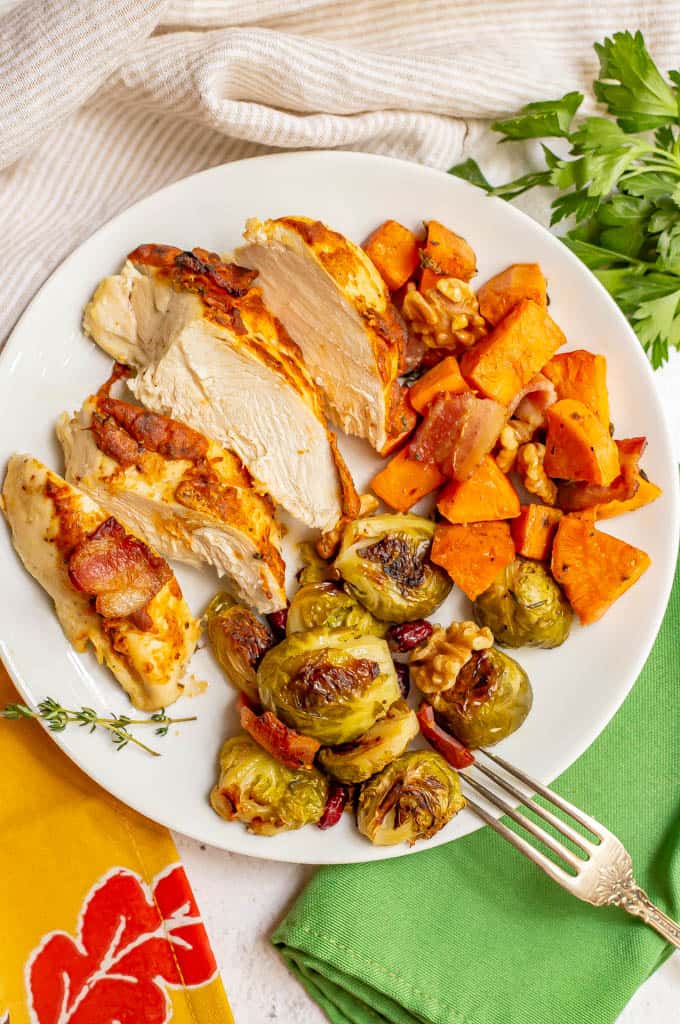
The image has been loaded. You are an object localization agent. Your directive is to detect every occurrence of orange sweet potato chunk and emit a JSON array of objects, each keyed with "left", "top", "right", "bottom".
[
  {"left": 408, "top": 356, "right": 469, "bottom": 413},
  {"left": 431, "top": 521, "right": 515, "bottom": 601},
  {"left": 421, "top": 221, "right": 477, "bottom": 282},
  {"left": 437, "top": 455, "right": 521, "bottom": 524},
  {"left": 419, "top": 267, "right": 445, "bottom": 294},
  {"left": 459, "top": 299, "right": 565, "bottom": 406},
  {"left": 551, "top": 512, "right": 651, "bottom": 624},
  {"left": 510, "top": 504, "right": 563, "bottom": 561},
  {"left": 544, "top": 399, "right": 620, "bottom": 485},
  {"left": 543, "top": 350, "right": 610, "bottom": 426},
  {"left": 596, "top": 475, "right": 662, "bottom": 520},
  {"left": 477, "top": 263, "right": 547, "bottom": 326},
  {"left": 363, "top": 220, "right": 420, "bottom": 291},
  {"left": 371, "top": 447, "right": 445, "bottom": 512}
]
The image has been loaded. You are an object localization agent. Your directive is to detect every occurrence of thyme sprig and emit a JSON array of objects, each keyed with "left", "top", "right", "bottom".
[{"left": 1, "top": 697, "right": 196, "bottom": 756}]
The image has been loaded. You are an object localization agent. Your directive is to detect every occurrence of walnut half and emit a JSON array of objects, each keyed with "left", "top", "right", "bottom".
[
  {"left": 516, "top": 442, "right": 557, "bottom": 505},
  {"left": 409, "top": 620, "right": 494, "bottom": 696},
  {"left": 401, "top": 279, "right": 486, "bottom": 351}
]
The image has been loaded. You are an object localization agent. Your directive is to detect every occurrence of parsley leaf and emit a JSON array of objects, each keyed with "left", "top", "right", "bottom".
[
  {"left": 593, "top": 30, "right": 679, "bottom": 131},
  {"left": 491, "top": 92, "right": 584, "bottom": 140},
  {"left": 449, "top": 31, "right": 680, "bottom": 367}
]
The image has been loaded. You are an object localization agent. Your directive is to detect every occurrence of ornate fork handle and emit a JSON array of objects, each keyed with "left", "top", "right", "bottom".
[{"left": 610, "top": 880, "right": 680, "bottom": 948}]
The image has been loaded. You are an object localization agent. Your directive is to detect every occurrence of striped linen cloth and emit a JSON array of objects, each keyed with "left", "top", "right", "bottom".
[{"left": 1, "top": 0, "right": 679, "bottom": 351}]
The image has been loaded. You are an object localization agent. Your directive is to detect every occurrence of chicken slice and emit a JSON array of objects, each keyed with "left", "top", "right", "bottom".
[
  {"left": 57, "top": 370, "right": 287, "bottom": 613},
  {"left": 236, "top": 217, "right": 407, "bottom": 453},
  {"left": 2, "top": 455, "right": 200, "bottom": 711},
  {"left": 82, "top": 245, "right": 357, "bottom": 533}
]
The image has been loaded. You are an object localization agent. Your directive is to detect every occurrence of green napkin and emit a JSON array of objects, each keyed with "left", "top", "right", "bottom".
[{"left": 274, "top": 556, "right": 680, "bottom": 1024}]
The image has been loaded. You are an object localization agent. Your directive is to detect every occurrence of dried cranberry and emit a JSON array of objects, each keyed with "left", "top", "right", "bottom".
[
  {"left": 387, "top": 619, "right": 434, "bottom": 653},
  {"left": 267, "top": 607, "right": 288, "bottom": 640},
  {"left": 317, "top": 782, "right": 348, "bottom": 830},
  {"left": 394, "top": 662, "right": 410, "bottom": 699}
]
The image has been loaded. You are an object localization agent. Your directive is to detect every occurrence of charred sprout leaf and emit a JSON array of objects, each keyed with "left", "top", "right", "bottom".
[
  {"left": 286, "top": 582, "right": 387, "bottom": 637},
  {"left": 431, "top": 647, "right": 532, "bottom": 749},
  {"left": 318, "top": 699, "right": 419, "bottom": 784},
  {"left": 206, "top": 593, "right": 273, "bottom": 702},
  {"left": 210, "top": 734, "right": 328, "bottom": 835},
  {"left": 334, "top": 514, "right": 451, "bottom": 623},
  {"left": 357, "top": 750, "right": 465, "bottom": 846},
  {"left": 448, "top": 31, "right": 680, "bottom": 367},
  {"left": 257, "top": 627, "right": 400, "bottom": 745},
  {"left": 473, "top": 558, "right": 573, "bottom": 649}
]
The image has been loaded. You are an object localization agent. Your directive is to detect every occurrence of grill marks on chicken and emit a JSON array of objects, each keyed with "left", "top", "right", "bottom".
[
  {"left": 236, "top": 216, "right": 407, "bottom": 454},
  {"left": 82, "top": 244, "right": 355, "bottom": 532}
]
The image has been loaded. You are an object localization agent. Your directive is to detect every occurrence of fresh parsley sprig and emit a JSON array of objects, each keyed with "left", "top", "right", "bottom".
[
  {"left": 450, "top": 31, "right": 680, "bottom": 368},
  {"left": 1, "top": 697, "right": 196, "bottom": 756}
]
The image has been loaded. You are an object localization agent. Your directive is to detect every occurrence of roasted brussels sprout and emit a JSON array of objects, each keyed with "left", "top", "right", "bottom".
[
  {"left": 257, "top": 627, "right": 400, "bottom": 745},
  {"left": 473, "top": 557, "right": 573, "bottom": 649},
  {"left": 287, "top": 582, "right": 386, "bottom": 637},
  {"left": 206, "top": 593, "right": 273, "bottom": 701},
  {"left": 430, "top": 647, "right": 532, "bottom": 748},
  {"left": 334, "top": 514, "right": 452, "bottom": 623},
  {"left": 357, "top": 750, "right": 464, "bottom": 845},
  {"left": 318, "top": 699, "right": 419, "bottom": 784},
  {"left": 297, "top": 542, "right": 338, "bottom": 585},
  {"left": 210, "top": 734, "right": 328, "bottom": 835}
]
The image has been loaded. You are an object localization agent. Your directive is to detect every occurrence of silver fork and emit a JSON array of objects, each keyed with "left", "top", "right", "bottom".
[{"left": 461, "top": 748, "right": 680, "bottom": 947}]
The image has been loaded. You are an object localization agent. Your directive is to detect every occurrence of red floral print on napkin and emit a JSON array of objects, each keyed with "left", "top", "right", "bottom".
[{"left": 26, "top": 864, "right": 217, "bottom": 1024}]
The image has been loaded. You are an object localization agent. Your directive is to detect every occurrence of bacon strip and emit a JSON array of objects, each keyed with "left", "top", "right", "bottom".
[
  {"left": 97, "top": 396, "right": 209, "bottom": 463},
  {"left": 237, "top": 697, "right": 320, "bottom": 771},
  {"left": 68, "top": 517, "right": 172, "bottom": 622},
  {"left": 409, "top": 391, "right": 506, "bottom": 480},
  {"left": 417, "top": 702, "right": 475, "bottom": 769}
]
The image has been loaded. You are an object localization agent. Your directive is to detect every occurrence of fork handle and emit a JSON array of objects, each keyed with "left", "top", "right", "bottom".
[{"left": 616, "top": 884, "right": 680, "bottom": 948}]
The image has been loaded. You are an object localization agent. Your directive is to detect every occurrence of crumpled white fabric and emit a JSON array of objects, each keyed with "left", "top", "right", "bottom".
[{"left": 1, "top": 0, "right": 679, "bottom": 349}]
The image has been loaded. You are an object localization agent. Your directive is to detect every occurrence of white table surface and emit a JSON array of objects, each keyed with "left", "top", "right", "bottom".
[{"left": 171, "top": 352, "right": 680, "bottom": 1024}]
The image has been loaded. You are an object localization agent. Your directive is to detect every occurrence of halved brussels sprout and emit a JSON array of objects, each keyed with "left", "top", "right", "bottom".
[
  {"left": 257, "top": 627, "right": 400, "bottom": 745},
  {"left": 287, "top": 582, "right": 386, "bottom": 637},
  {"left": 206, "top": 592, "right": 273, "bottom": 702},
  {"left": 210, "top": 734, "right": 328, "bottom": 835},
  {"left": 357, "top": 750, "right": 464, "bottom": 846},
  {"left": 473, "top": 557, "right": 573, "bottom": 649},
  {"left": 318, "top": 699, "right": 419, "bottom": 783},
  {"left": 334, "top": 514, "right": 452, "bottom": 623},
  {"left": 431, "top": 647, "right": 532, "bottom": 748}
]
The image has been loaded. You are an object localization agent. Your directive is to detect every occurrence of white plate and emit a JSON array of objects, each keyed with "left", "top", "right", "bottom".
[{"left": 1, "top": 151, "right": 678, "bottom": 864}]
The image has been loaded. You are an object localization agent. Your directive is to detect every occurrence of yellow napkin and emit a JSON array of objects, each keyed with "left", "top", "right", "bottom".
[{"left": 0, "top": 663, "right": 233, "bottom": 1024}]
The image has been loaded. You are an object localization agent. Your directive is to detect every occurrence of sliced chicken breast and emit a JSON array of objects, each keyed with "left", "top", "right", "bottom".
[
  {"left": 2, "top": 455, "right": 200, "bottom": 711},
  {"left": 57, "top": 370, "right": 287, "bottom": 613},
  {"left": 236, "top": 217, "right": 407, "bottom": 453},
  {"left": 82, "top": 245, "right": 357, "bottom": 533}
]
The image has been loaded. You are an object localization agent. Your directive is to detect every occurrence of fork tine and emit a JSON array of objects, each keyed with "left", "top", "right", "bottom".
[
  {"left": 463, "top": 774, "right": 583, "bottom": 871},
  {"left": 463, "top": 794, "right": 574, "bottom": 888},
  {"left": 472, "top": 760, "right": 593, "bottom": 854},
  {"left": 479, "top": 749, "right": 602, "bottom": 838}
]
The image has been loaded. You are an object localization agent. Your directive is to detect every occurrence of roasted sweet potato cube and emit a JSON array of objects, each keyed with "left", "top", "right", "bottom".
[
  {"left": 551, "top": 512, "right": 650, "bottom": 624},
  {"left": 371, "top": 447, "right": 445, "bottom": 512},
  {"left": 477, "top": 263, "right": 547, "bottom": 326},
  {"left": 544, "top": 399, "right": 620, "bottom": 485},
  {"left": 408, "top": 356, "right": 468, "bottom": 414},
  {"left": 431, "top": 521, "right": 515, "bottom": 600},
  {"left": 510, "top": 504, "right": 563, "bottom": 561},
  {"left": 437, "top": 456, "right": 521, "bottom": 524},
  {"left": 460, "top": 299, "right": 565, "bottom": 406},
  {"left": 421, "top": 221, "right": 477, "bottom": 282},
  {"left": 543, "top": 350, "right": 610, "bottom": 426},
  {"left": 363, "top": 219, "right": 421, "bottom": 291}
]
